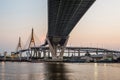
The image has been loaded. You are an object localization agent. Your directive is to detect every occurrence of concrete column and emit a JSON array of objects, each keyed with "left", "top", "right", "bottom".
[
  {"left": 38, "top": 51, "right": 41, "bottom": 59},
  {"left": 19, "top": 52, "right": 22, "bottom": 60},
  {"left": 78, "top": 50, "right": 80, "bottom": 57},
  {"left": 29, "top": 49, "right": 33, "bottom": 59},
  {"left": 74, "top": 50, "right": 76, "bottom": 57},
  {"left": 26, "top": 52, "right": 30, "bottom": 60},
  {"left": 43, "top": 50, "right": 46, "bottom": 59},
  {"left": 48, "top": 50, "right": 50, "bottom": 58},
  {"left": 47, "top": 36, "right": 69, "bottom": 61},
  {"left": 68, "top": 49, "right": 70, "bottom": 57}
]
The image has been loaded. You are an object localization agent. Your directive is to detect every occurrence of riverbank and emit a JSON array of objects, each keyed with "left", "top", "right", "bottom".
[{"left": 0, "top": 59, "right": 120, "bottom": 63}]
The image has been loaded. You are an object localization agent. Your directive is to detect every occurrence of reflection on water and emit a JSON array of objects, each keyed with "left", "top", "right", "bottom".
[
  {"left": 44, "top": 63, "right": 69, "bottom": 80},
  {"left": 1, "top": 62, "right": 5, "bottom": 80},
  {"left": 94, "top": 63, "right": 98, "bottom": 80},
  {"left": 0, "top": 62, "right": 120, "bottom": 80}
]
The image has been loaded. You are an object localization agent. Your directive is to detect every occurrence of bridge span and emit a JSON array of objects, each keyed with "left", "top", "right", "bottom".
[{"left": 12, "top": 46, "right": 120, "bottom": 62}]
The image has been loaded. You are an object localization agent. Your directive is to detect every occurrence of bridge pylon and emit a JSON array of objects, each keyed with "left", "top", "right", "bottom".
[
  {"left": 28, "top": 28, "right": 38, "bottom": 59},
  {"left": 16, "top": 37, "right": 22, "bottom": 51},
  {"left": 16, "top": 37, "right": 22, "bottom": 60},
  {"left": 28, "top": 28, "right": 36, "bottom": 48}
]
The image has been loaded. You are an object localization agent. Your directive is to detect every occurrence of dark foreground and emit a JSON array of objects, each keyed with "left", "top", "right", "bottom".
[{"left": 0, "top": 62, "right": 120, "bottom": 80}]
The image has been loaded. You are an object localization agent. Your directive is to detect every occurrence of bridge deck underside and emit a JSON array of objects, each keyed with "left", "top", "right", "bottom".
[{"left": 48, "top": 0, "right": 95, "bottom": 37}]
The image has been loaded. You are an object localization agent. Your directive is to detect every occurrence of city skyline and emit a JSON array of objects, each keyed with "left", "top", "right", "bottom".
[{"left": 0, "top": 0, "right": 120, "bottom": 53}]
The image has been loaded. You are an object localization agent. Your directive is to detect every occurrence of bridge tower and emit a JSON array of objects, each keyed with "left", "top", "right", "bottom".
[
  {"left": 28, "top": 28, "right": 38, "bottom": 59},
  {"left": 16, "top": 37, "right": 22, "bottom": 51},
  {"left": 16, "top": 37, "right": 22, "bottom": 60},
  {"left": 28, "top": 28, "right": 35, "bottom": 48}
]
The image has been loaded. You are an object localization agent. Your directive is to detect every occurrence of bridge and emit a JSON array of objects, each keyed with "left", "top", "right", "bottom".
[
  {"left": 12, "top": 28, "right": 120, "bottom": 61},
  {"left": 46, "top": 0, "right": 96, "bottom": 60},
  {"left": 12, "top": 0, "right": 120, "bottom": 61}
]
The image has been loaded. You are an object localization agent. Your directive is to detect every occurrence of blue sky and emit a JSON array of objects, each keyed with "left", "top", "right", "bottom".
[{"left": 0, "top": 0, "right": 120, "bottom": 53}]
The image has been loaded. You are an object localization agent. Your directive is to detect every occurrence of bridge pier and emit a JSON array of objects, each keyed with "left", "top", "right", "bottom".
[
  {"left": 38, "top": 51, "right": 41, "bottom": 59},
  {"left": 43, "top": 50, "right": 47, "bottom": 59},
  {"left": 19, "top": 52, "right": 22, "bottom": 60},
  {"left": 68, "top": 49, "right": 70, "bottom": 57},
  {"left": 32, "top": 49, "right": 38, "bottom": 58},
  {"left": 29, "top": 49, "right": 34, "bottom": 59},
  {"left": 78, "top": 50, "right": 80, "bottom": 57},
  {"left": 26, "top": 51, "right": 30, "bottom": 60},
  {"left": 46, "top": 36, "right": 69, "bottom": 61},
  {"left": 48, "top": 50, "right": 50, "bottom": 58}
]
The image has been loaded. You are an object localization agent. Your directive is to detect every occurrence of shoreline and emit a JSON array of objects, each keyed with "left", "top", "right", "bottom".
[{"left": 0, "top": 59, "right": 120, "bottom": 63}]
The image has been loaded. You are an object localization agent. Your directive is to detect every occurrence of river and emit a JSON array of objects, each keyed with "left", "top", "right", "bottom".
[{"left": 0, "top": 62, "right": 120, "bottom": 80}]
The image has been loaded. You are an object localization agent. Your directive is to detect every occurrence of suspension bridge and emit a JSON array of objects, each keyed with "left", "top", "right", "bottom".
[{"left": 11, "top": 0, "right": 120, "bottom": 62}]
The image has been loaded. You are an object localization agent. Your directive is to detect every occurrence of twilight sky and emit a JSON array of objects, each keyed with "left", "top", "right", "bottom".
[{"left": 0, "top": 0, "right": 120, "bottom": 53}]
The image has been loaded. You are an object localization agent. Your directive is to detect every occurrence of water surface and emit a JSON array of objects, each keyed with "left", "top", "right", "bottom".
[{"left": 0, "top": 62, "right": 120, "bottom": 80}]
